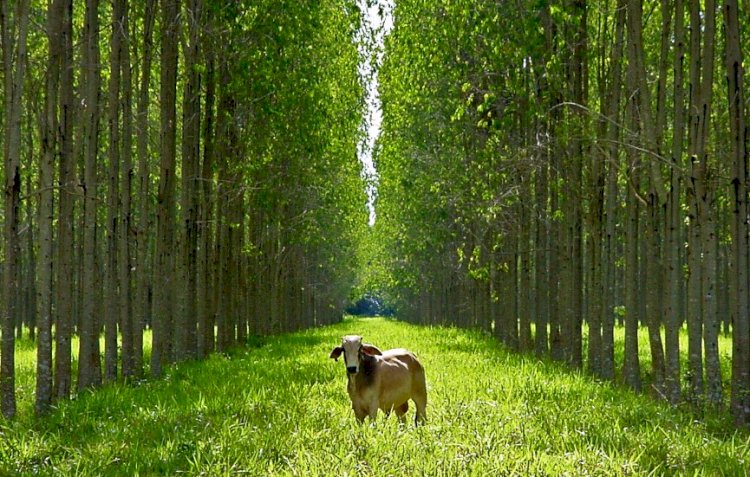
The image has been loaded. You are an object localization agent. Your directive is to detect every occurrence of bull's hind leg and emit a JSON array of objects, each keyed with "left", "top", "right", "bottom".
[
  {"left": 412, "top": 369, "right": 427, "bottom": 425},
  {"left": 395, "top": 402, "right": 409, "bottom": 423},
  {"left": 412, "top": 395, "right": 426, "bottom": 425}
]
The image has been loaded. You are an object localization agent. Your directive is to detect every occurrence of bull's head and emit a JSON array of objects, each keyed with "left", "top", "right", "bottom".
[{"left": 329, "top": 335, "right": 383, "bottom": 374}]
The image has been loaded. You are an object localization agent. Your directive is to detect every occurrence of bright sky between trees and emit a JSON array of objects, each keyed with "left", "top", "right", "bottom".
[{"left": 357, "top": 0, "right": 394, "bottom": 226}]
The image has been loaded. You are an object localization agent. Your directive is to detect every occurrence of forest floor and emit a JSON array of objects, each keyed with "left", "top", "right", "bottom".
[{"left": 1, "top": 317, "right": 748, "bottom": 475}]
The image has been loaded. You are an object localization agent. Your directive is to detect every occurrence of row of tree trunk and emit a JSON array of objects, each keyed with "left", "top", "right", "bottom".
[
  {"left": 0, "top": 1, "right": 364, "bottom": 418},
  {"left": 377, "top": 0, "right": 750, "bottom": 426}
]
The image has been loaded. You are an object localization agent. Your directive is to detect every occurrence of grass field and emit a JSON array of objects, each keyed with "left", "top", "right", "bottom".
[{"left": 1, "top": 317, "right": 748, "bottom": 475}]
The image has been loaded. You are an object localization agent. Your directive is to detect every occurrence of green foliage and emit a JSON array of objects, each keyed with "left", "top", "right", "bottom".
[
  {"left": 1, "top": 318, "right": 747, "bottom": 475},
  {"left": 198, "top": 0, "right": 369, "bottom": 327},
  {"left": 362, "top": 0, "right": 548, "bottom": 313}
]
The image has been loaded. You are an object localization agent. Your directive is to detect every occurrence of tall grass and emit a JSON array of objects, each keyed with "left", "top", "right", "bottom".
[{"left": 1, "top": 317, "right": 748, "bottom": 475}]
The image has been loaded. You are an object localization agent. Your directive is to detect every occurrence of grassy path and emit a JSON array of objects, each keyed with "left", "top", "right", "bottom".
[{"left": 1, "top": 317, "right": 748, "bottom": 475}]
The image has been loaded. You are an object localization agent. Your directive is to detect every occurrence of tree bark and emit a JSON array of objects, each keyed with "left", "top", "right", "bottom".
[
  {"left": 118, "top": 0, "right": 135, "bottom": 379},
  {"left": 1, "top": 0, "right": 30, "bottom": 418},
  {"left": 36, "top": 0, "right": 64, "bottom": 414},
  {"left": 198, "top": 19, "right": 216, "bottom": 358},
  {"left": 627, "top": 0, "right": 666, "bottom": 397},
  {"left": 54, "top": 0, "right": 75, "bottom": 400},
  {"left": 152, "top": 0, "right": 181, "bottom": 377},
  {"left": 178, "top": 0, "right": 202, "bottom": 361},
  {"left": 623, "top": 37, "right": 642, "bottom": 392},
  {"left": 106, "top": 0, "right": 124, "bottom": 382},
  {"left": 600, "top": 0, "right": 626, "bottom": 381},
  {"left": 534, "top": 136, "right": 549, "bottom": 356},
  {"left": 78, "top": 0, "right": 103, "bottom": 391},
  {"left": 663, "top": 0, "right": 687, "bottom": 405},
  {"left": 723, "top": 0, "right": 750, "bottom": 425},
  {"left": 134, "top": 0, "right": 156, "bottom": 377},
  {"left": 697, "top": 0, "right": 721, "bottom": 408}
]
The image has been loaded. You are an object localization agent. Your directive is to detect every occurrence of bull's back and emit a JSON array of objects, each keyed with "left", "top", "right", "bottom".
[{"left": 377, "top": 349, "right": 425, "bottom": 408}]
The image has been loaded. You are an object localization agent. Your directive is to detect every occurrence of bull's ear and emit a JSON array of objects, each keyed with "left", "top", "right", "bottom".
[
  {"left": 361, "top": 344, "right": 383, "bottom": 356},
  {"left": 329, "top": 346, "right": 344, "bottom": 361}
]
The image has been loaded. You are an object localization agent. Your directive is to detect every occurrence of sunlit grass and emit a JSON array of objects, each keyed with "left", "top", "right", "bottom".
[
  {"left": 606, "top": 323, "right": 733, "bottom": 400},
  {"left": 12, "top": 330, "right": 153, "bottom": 421},
  {"left": 1, "top": 317, "right": 748, "bottom": 475}
]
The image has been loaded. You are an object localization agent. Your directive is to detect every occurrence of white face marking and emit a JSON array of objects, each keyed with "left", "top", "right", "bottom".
[{"left": 342, "top": 335, "right": 363, "bottom": 373}]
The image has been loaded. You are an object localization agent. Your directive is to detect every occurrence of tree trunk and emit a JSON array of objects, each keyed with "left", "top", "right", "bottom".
[
  {"left": 685, "top": 0, "right": 718, "bottom": 402},
  {"left": 118, "top": 0, "right": 135, "bottom": 379},
  {"left": 179, "top": 0, "right": 202, "bottom": 361},
  {"left": 600, "top": 0, "right": 626, "bottom": 381},
  {"left": 23, "top": 173, "right": 37, "bottom": 342},
  {"left": 697, "top": 0, "right": 721, "bottom": 408},
  {"left": 534, "top": 141, "right": 549, "bottom": 356},
  {"left": 564, "top": 0, "right": 586, "bottom": 370},
  {"left": 198, "top": 20, "right": 216, "bottom": 358},
  {"left": 518, "top": 183, "right": 532, "bottom": 352},
  {"left": 723, "top": 0, "right": 750, "bottom": 425},
  {"left": 36, "top": 0, "right": 63, "bottom": 414},
  {"left": 78, "top": 0, "right": 103, "bottom": 391},
  {"left": 152, "top": 0, "right": 180, "bottom": 377},
  {"left": 549, "top": 148, "right": 563, "bottom": 361},
  {"left": 105, "top": 0, "right": 124, "bottom": 383},
  {"left": 623, "top": 44, "right": 642, "bottom": 391},
  {"left": 134, "top": 0, "right": 156, "bottom": 377},
  {"left": 627, "top": 0, "right": 666, "bottom": 397},
  {"left": 1, "top": 0, "right": 30, "bottom": 418},
  {"left": 54, "top": 0, "right": 75, "bottom": 400},
  {"left": 663, "top": 0, "right": 686, "bottom": 405}
]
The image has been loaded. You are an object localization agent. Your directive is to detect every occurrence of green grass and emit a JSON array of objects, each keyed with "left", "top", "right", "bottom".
[{"left": 1, "top": 317, "right": 749, "bottom": 475}]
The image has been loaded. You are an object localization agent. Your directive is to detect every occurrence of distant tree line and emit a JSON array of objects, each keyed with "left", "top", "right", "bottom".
[
  {"left": 370, "top": 0, "right": 750, "bottom": 426},
  {"left": 0, "top": 0, "right": 366, "bottom": 418},
  {"left": 346, "top": 294, "right": 395, "bottom": 317}
]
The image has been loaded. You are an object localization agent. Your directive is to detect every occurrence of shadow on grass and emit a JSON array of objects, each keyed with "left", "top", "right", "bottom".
[
  {"left": 8, "top": 338, "right": 337, "bottom": 475},
  {"left": 6, "top": 317, "right": 749, "bottom": 475}
]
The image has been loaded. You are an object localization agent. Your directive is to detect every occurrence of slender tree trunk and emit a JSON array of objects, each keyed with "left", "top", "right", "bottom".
[
  {"left": 627, "top": 0, "right": 667, "bottom": 397},
  {"left": 623, "top": 45, "right": 642, "bottom": 391},
  {"left": 703, "top": 203, "right": 722, "bottom": 406},
  {"left": 78, "top": 0, "right": 102, "bottom": 391},
  {"left": 23, "top": 173, "right": 37, "bottom": 342},
  {"left": 534, "top": 139, "right": 549, "bottom": 356},
  {"left": 723, "top": 0, "right": 750, "bottom": 425},
  {"left": 561, "top": 0, "right": 586, "bottom": 370},
  {"left": 119, "top": 0, "right": 135, "bottom": 379},
  {"left": 509, "top": 252, "right": 519, "bottom": 350},
  {"left": 134, "top": 0, "right": 156, "bottom": 377},
  {"left": 549, "top": 150, "right": 563, "bottom": 361},
  {"left": 36, "top": 0, "right": 63, "bottom": 414},
  {"left": 105, "top": 0, "right": 124, "bottom": 383},
  {"left": 54, "top": 0, "right": 75, "bottom": 400},
  {"left": 601, "top": 0, "right": 626, "bottom": 381},
  {"left": 663, "top": 0, "right": 686, "bottom": 405},
  {"left": 697, "top": 0, "right": 721, "bottom": 408},
  {"left": 198, "top": 21, "right": 216, "bottom": 358},
  {"left": 518, "top": 183, "right": 532, "bottom": 351},
  {"left": 179, "top": 0, "right": 202, "bottom": 361},
  {"left": 1, "top": 0, "right": 30, "bottom": 418},
  {"left": 214, "top": 46, "right": 236, "bottom": 352},
  {"left": 539, "top": 0, "right": 563, "bottom": 363},
  {"left": 586, "top": 5, "right": 607, "bottom": 375},
  {"left": 152, "top": 0, "right": 180, "bottom": 377},
  {"left": 685, "top": 0, "right": 718, "bottom": 402}
]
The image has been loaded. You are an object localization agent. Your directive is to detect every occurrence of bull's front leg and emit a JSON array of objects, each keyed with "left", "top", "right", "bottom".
[{"left": 352, "top": 404, "right": 368, "bottom": 422}]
